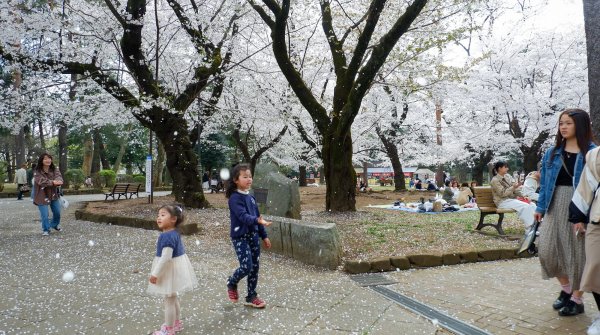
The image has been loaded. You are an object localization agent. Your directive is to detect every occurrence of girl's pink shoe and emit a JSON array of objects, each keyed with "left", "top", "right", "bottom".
[
  {"left": 152, "top": 324, "right": 175, "bottom": 335},
  {"left": 174, "top": 320, "right": 183, "bottom": 332}
]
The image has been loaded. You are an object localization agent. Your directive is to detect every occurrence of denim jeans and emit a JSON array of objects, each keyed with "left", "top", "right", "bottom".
[
  {"left": 37, "top": 199, "right": 61, "bottom": 232},
  {"left": 17, "top": 184, "right": 24, "bottom": 200},
  {"left": 227, "top": 232, "right": 261, "bottom": 301}
]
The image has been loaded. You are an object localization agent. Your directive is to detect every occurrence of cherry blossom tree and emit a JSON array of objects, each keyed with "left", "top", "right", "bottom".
[{"left": 0, "top": 0, "right": 243, "bottom": 207}]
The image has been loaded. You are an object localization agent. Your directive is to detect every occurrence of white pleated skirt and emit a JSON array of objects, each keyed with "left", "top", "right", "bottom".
[{"left": 147, "top": 254, "right": 198, "bottom": 296}]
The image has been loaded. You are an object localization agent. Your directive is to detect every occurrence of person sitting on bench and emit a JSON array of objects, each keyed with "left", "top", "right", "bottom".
[{"left": 490, "top": 161, "right": 536, "bottom": 230}]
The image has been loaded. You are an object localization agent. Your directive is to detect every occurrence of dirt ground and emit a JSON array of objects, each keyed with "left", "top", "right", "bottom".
[{"left": 86, "top": 186, "right": 524, "bottom": 262}]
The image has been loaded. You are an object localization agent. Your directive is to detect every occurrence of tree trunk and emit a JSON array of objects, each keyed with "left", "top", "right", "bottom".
[
  {"left": 322, "top": 132, "right": 355, "bottom": 211},
  {"left": 362, "top": 161, "right": 368, "bottom": 187},
  {"left": 92, "top": 129, "right": 110, "bottom": 170},
  {"left": 154, "top": 141, "right": 166, "bottom": 187},
  {"left": 91, "top": 129, "right": 101, "bottom": 174},
  {"left": 153, "top": 111, "right": 208, "bottom": 208},
  {"left": 584, "top": 0, "right": 600, "bottom": 138},
  {"left": 38, "top": 120, "right": 46, "bottom": 150},
  {"left": 82, "top": 130, "right": 93, "bottom": 176},
  {"left": 377, "top": 127, "right": 406, "bottom": 192},
  {"left": 58, "top": 123, "right": 68, "bottom": 187},
  {"left": 299, "top": 165, "right": 307, "bottom": 186},
  {"left": 519, "top": 131, "right": 550, "bottom": 173},
  {"left": 472, "top": 149, "right": 493, "bottom": 186},
  {"left": 14, "top": 128, "right": 25, "bottom": 167},
  {"left": 113, "top": 124, "right": 131, "bottom": 173}
]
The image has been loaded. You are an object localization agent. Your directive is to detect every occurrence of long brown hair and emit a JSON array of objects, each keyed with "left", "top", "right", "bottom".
[
  {"left": 551, "top": 108, "right": 595, "bottom": 161},
  {"left": 35, "top": 153, "right": 57, "bottom": 173}
]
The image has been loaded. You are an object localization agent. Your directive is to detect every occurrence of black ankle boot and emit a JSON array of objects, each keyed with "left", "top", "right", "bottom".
[
  {"left": 552, "top": 290, "right": 572, "bottom": 310},
  {"left": 558, "top": 299, "right": 584, "bottom": 316}
]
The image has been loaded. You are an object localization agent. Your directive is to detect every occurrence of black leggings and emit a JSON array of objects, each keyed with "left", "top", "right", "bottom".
[{"left": 593, "top": 292, "right": 600, "bottom": 310}]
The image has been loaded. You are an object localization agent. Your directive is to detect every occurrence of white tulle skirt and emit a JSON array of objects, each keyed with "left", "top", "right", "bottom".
[{"left": 147, "top": 254, "right": 198, "bottom": 296}]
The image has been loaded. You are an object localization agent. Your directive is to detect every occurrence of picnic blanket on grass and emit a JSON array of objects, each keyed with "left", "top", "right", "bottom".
[{"left": 366, "top": 204, "right": 479, "bottom": 214}]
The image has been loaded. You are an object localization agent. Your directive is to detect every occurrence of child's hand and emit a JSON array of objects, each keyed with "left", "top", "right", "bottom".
[
  {"left": 263, "top": 238, "right": 272, "bottom": 249},
  {"left": 258, "top": 216, "right": 272, "bottom": 227},
  {"left": 149, "top": 275, "right": 157, "bottom": 284}
]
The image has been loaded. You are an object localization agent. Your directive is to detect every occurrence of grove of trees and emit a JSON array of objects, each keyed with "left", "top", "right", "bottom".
[{"left": 0, "top": 0, "right": 594, "bottom": 212}]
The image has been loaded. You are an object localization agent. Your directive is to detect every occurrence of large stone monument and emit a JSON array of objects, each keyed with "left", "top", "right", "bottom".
[{"left": 252, "top": 163, "right": 301, "bottom": 219}]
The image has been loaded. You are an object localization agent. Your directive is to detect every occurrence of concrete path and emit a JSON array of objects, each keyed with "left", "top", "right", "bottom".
[
  {"left": 0, "top": 194, "right": 442, "bottom": 335},
  {"left": 0, "top": 194, "right": 597, "bottom": 334}
]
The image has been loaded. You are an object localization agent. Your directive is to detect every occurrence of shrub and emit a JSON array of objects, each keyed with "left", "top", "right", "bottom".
[
  {"left": 65, "top": 169, "right": 85, "bottom": 189},
  {"left": 0, "top": 161, "right": 7, "bottom": 183},
  {"left": 133, "top": 175, "right": 145, "bottom": 184},
  {"left": 98, "top": 169, "right": 117, "bottom": 187}
]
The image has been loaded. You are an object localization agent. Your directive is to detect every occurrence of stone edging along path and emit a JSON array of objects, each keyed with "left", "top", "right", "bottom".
[
  {"left": 74, "top": 202, "right": 198, "bottom": 235},
  {"left": 74, "top": 202, "right": 533, "bottom": 273},
  {"left": 344, "top": 248, "right": 536, "bottom": 274}
]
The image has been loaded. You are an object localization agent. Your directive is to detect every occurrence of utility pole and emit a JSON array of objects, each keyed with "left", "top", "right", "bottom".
[{"left": 435, "top": 102, "right": 444, "bottom": 187}]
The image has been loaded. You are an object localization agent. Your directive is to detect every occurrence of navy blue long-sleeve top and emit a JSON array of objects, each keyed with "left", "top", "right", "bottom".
[{"left": 228, "top": 191, "right": 268, "bottom": 239}]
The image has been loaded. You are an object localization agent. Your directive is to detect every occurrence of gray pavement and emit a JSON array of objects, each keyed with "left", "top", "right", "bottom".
[
  {"left": 0, "top": 193, "right": 596, "bottom": 334},
  {"left": 0, "top": 194, "right": 441, "bottom": 335}
]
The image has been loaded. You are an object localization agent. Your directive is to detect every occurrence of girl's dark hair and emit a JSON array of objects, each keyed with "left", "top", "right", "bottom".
[
  {"left": 35, "top": 153, "right": 56, "bottom": 173},
  {"left": 461, "top": 182, "right": 469, "bottom": 187},
  {"left": 225, "top": 163, "right": 251, "bottom": 198},
  {"left": 159, "top": 203, "right": 185, "bottom": 227},
  {"left": 551, "top": 108, "right": 596, "bottom": 161},
  {"left": 492, "top": 161, "right": 508, "bottom": 176}
]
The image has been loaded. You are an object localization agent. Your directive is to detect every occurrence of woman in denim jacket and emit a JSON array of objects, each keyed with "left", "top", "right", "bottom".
[{"left": 534, "top": 109, "right": 596, "bottom": 317}]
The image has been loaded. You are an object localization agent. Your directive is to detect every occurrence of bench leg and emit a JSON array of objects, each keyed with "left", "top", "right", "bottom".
[
  {"left": 475, "top": 212, "right": 506, "bottom": 235},
  {"left": 496, "top": 213, "right": 506, "bottom": 235},
  {"left": 476, "top": 213, "right": 486, "bottom": 230}
]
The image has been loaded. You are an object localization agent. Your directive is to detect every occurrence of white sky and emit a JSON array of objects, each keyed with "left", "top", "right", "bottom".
[{"left": 443, "top": 0, "right": 584, "bottom": 66}]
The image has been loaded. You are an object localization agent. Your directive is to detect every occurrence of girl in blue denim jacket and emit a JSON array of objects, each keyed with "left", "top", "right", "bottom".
[{"left": 534, "top": 109, "right": 596, "bottom": 317}]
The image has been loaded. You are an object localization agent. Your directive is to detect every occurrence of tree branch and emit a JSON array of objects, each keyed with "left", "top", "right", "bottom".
[
  {"left": 255, "top": 0, "right": 330, "bottom": 133},
  {"left": 232, "top": 123, "right": 252, "bottom": 162},
  {"left": 0, "top": 45, "right": 139, "bottom": 108},
  {"left": 247, "top": 0, "right": 275, "bottom": 28},
  {"left": 120, "top": 0, "right": 158, "bottom": 97},
  {"left": 338, "top": 0, "right": 428, "bottom": 136},
  {"left": 346, "top": 0, "right": 386, "bottom": 82},
  {"left": 167, "top": 0, "right": 214, "bottom": 56},
  {"left": 320, "top": 1, "right": 347, "bottom": 76},
  {"left": 252, "top": 125, "right": 288, "bottom": 161},
  {"left": 103, "top": 0, "right": 126, "bottom": 27}
]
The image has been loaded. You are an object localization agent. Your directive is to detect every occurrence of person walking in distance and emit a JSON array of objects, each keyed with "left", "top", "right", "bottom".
[{"left": 14, "top": 163, "right": 28, "bottom": 200}]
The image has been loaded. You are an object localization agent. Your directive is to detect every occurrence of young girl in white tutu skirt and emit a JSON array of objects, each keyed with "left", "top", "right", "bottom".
[{"left": 148, "top": 204, "right": 198, "bottom": 335}]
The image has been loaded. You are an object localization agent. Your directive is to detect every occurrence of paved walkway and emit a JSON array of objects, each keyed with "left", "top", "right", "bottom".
[{"left": 0, "top": 194, "right": 596, "bottom": 334}]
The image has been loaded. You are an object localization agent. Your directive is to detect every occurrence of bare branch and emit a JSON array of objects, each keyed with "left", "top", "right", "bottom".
[{"left": 103, "top": 0, "right": 126, "bottom": 27}]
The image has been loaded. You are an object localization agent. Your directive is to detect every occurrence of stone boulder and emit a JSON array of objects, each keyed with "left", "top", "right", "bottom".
[
  {"left": 265, "top": 215, "right": 342, "bottom": 270},
  {"left": 252, "top": 163, "right": 301, "bottom": 219}
]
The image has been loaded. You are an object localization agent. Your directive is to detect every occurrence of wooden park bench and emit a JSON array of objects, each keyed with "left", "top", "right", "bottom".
[
  {"left": 127, "top": 183, "right": 142, "bottom": 198},
  {"left": 472, "top": 186, "right": 516, "bottom": 235},
  {"left": 104, "top": 183, "right": 130, "bottom": 201}
]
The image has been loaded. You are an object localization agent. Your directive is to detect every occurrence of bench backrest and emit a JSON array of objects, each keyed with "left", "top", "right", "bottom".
[
  {"left": 473, "top": 187, "right": 496, "bottom": 208},
  {"left": 130, "top": 184, "right": 141, "bottom": 191},
  {"left": 113, "top": 183, "right": 129, "bottom": 193}
]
